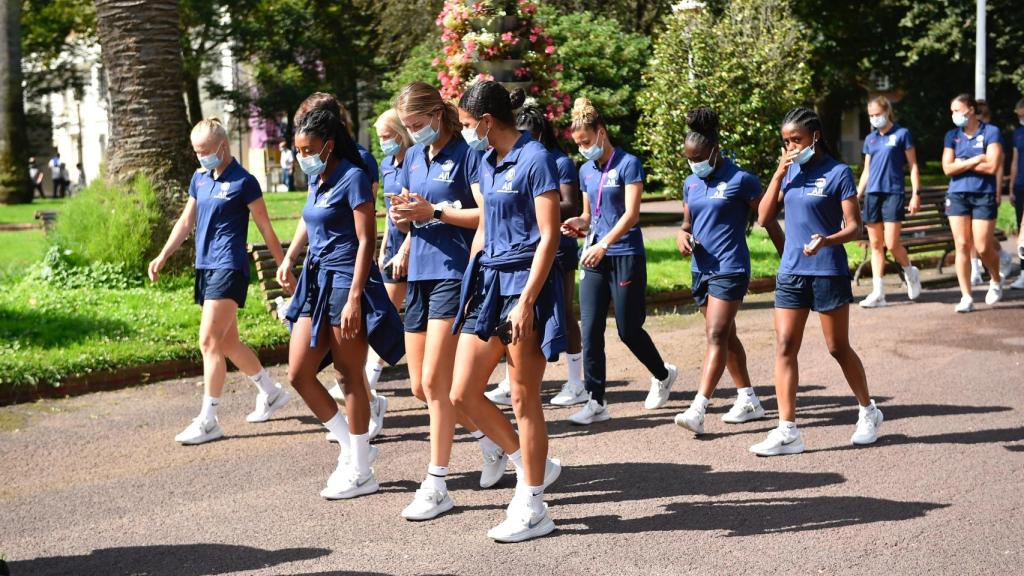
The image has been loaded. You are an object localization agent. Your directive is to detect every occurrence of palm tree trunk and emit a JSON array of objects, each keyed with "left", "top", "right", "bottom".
[
  {"left": 0, "top": 0, "right": 31, "bottom": 205},
  {"left": 95, "top": 0, "right": 194, "bottom": 216}
]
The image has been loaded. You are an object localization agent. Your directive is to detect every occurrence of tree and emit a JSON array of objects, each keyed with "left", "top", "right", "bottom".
[
  {"left": 0, "top": 0, "right": 32, "bottom": 204},
  {"left": 179, "top": 0, "right": 234, "bottom": 126},
  {"left": 94, "top": 0, "right": 194, "bottom": 217},
  {"left": 637, "top": 0, "right": 811, "bottom": 190},
  {"left": 20, "top": 0, "right": 96, "bottom": 102},
  {"left": 543, "top": 0, "right": 674, "bottom": 37}
]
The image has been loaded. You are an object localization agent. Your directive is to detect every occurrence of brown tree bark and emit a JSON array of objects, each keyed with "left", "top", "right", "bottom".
[{"left": 0, "top": 0, "right": 32, "bottom": 205}]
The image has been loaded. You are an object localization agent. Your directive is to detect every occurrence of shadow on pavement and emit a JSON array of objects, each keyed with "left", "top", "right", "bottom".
[
  {"left": 7, "top": 544, "right": 331, "bottom": 576},
  {"left": 558, "top": 495, "right": 948, "bottom": 537},
  {"left": 820, "top": 426, "right": 1024, "bottom": 451}
]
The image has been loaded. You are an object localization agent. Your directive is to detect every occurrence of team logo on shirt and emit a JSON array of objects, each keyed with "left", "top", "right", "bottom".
[
  {"left": 603, "top": 169, "right": 619, "bottom": 188},
  {"left": 710, "top": 182, "right": 727, "bottom": 200},
  {"left": 808, "top": 177, "right": 828, "bottom": 197},
  {"left": 887, "top": 135, "right": 898, "bottom": 147},
  {"left": 496, "top": 168, "right": 517, "bottom": 194},
  {"left": 974, "top": 135, "right": 985, "bottom": 148},
  {"left": 314, "top": 190, "right": 332, "bottom": 208},
  {"left": 213, "top": 182, "right": 231, "bottom": 200},
  {"left": 434, "top": 160, "right": 456, "bottom": 183}
]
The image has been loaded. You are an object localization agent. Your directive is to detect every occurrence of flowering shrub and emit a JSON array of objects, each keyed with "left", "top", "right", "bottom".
[{"left": 434, "top": 0, "right": 566, "bottom": 122}]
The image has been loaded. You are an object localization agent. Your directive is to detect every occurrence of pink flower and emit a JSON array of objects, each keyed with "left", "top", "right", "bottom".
[
  {"left": 545, "top": 45, "right": 555, "bottom": 55},
  {"left": 514, "top": 67, "right": 529, "bottom": 78},
  {"left": 502, "top": 32, "right": 514, "bottom": 43},
  {"left": 530, "top": 85, "right": 541, "bottom": 94},
  {"left": 555, "top": 63, "right": 564, "bottom": 72},
  {"left": 432, "top": 58, "right": 441, "bottom": 67},
  {"left": 529, "top": 34, "right": 537, "bottom": 43}
]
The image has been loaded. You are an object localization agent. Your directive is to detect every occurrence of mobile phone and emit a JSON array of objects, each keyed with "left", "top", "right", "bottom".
[
  {"left": 805, "top": 235, "right": 824, "bottom": 252},
  {"left": 496, "top": 320, "right": 513, "bottom": 345},
  {"left": 564, "top": 224, "right": 584, "bottom": 238},
  {"left": 687, "top": 234, "right": 700, "bottom": 250}
]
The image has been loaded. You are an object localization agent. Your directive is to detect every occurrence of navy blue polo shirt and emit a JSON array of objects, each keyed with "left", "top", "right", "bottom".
[
  {"left": 552, "top": 149, "right": 580, "bottom": 255},
  {"left": 303, "top": 158, "right": 374, "bottom": 288},
  {"left": 779, "top": 156, "right": 857, "bottom": 277},
  {"left": 683, "top": 157, "right": 761, "bottom": 274},
  {"left": 398, "top": 137, "right": 481, "bottom": 281},
  {"left": 578, "top": 147, "right": 645, "bottom": 256},
  {"left": 480, "top": 133, "right": 560, "bottom": 295},
  {"left": 380, "top": 154, "right": 407, "bottom": 261},
  {"left": 1013, "top": 126, "right": 1024, "bottom": 187},
  {"left": 189, "top": 158, "right": 263, "bottom": 275},
  {"left": 862, "top": 123, "right": 914, "bottom": 194},
  {"left": 356, "top": 144, "right": 379, "bottom": 184},
  {"left": 944, "top": 122, "right": 1001, "bottom": 194}
]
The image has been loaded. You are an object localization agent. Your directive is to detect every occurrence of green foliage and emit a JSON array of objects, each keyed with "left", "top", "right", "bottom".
[
  {"left": 50, "top": 175, "right": 162, "bottom": 275},
  {"left": 369, "top": 38, "right": 441, "bottom": 158},
  {"left": 637, "top": 0, "right": 812, "bottom": 191},
  {"left": 20, "top": 0, "right": 96, "bottom": 100},
  {"left": 540, "top": 7, "right": 650, "bottom": 150},
  {"left": 26, "top": 245, "right": 143, "bottom": 290}
]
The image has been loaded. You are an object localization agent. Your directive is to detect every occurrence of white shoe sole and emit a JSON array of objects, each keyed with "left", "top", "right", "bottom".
[
  {"left": 721, "top": 405, "right": 766, "bottom": 424},
  {"left": 550, "top": 392, "right": 588, "bottom": 406},
  {"left": 369, "top": 394, "right": 388, "bottom": 441},
  {"left": 569, "top": 412, "right": 610, "bottom": 426},
  {"left": 673, "top": 413, "right": 704, "bottom": 435},
  {"left": 176, "top": 427, "right": 223, "bottom": 445},
  {"left": 750, "top": 438, "right": 805, "bottom": 457},
  {"left": 859, "top": 299, "right": 887, "bottom": 309},
  {"left": 246, "top": 390, "right": 292, "bottom": 423},
  {"left": 485, "top": 391, "right": 512, "bottom": 406},
  {"left": 543, "top": 458, "right": 562, "bottom": 489},
  {"left": 402, "top": 496, "right": 454, "bottom": 521},
  {"left": 480, "top": 452, "right": 509, "bottom": 489},
  {"left": 321, "top": 477, "right": 379, "bottom": 500},
  {"left": 488, "top": 514, "right": 556, "bottom": 543},
  {"left": 851, "top": 411, "right": 884, "bottom": 445}
]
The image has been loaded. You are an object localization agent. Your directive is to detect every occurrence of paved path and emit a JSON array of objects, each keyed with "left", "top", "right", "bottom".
[{"left": 2, "top": 280, "right": 1023, "bottom": 575}]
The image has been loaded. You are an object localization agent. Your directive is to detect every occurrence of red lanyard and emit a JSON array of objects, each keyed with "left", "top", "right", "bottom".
[{"left": 594, "top": 149, "right": 617, "bottom": 221}]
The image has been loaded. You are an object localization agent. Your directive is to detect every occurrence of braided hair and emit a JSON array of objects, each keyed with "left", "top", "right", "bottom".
[
  {"left": 294, "top": 92, "right": 367, "bottom": 172},
  {"left": 684, "top": 106, "right": 719, "bottom": 151},
  {"left": 781, "top": 106, "right": 833, "bottom": 158},
  {"left": 516, "top": 104, "right": 564, "bottom": 153},
  {"left": 459, "top": 80, "right": 526, "bottom": 125}
]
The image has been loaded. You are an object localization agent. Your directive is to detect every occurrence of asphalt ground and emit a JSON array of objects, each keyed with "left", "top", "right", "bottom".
[{"left": 2, "top": 277, "right": 1023, "bottom": 576}]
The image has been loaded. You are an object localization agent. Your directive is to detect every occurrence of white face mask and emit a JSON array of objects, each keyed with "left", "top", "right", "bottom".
[{"left": 869, "top": 115, "right": 888, "bottom": 130}]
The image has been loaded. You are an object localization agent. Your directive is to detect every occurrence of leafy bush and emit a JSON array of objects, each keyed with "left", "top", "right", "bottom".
[
  {"left": 26, "top": 245, "right": 142, "bottom": 290},
  {"left": 637, "top": 0, "right": 812, "bottom": 190},
  {"left": 50, "top": 175, "right": 162, "bottom": 274}
]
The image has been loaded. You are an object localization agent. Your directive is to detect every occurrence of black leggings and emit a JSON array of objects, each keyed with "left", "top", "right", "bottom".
[{"left": 579, "top": 253, "right": 668, "bottom": 403}]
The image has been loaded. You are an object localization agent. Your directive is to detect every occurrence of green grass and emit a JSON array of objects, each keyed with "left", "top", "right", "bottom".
[
  {"left": 0, "top": 230, "right": 48, "bottom": 280},
  {"left": 0, "top": 276, "right": 289, "bottom": 391},
  {"left": 0, "top": 198, "right": 66, "bottom": 225}
]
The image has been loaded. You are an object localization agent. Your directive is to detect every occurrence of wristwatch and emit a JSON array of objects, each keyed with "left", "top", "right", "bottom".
[
  {"left": 597, "top": 241, "right": 610, "bottom": 250},
  {"left": 432, "top": 206, "right": 444, "bottom": 221}
]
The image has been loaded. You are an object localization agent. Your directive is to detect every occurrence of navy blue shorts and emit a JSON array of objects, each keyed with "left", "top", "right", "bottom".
[
  {"left": 404, "top": 279, "right": 462, "bottom": 332},
  {"left": 460, "top": 292, "right": 521, "bottom": 338},
  {"left": 946, "top": 192, "right": 996, "bottom": 220},
  {"left": 381, "top": 262, "right": 407, "bottom": 285},
  {"left": 194, "top": 268, "right": 248, "bottom": 308},
  {"left": 295, "top": 285, "right": 352, "bottom": 326},
  {"left": 863, "top": 192, "right": 905, "bottom": 223},
  {"left": 557, "top": 238, "right": 580, "bottom": 271},
  {"left": 774, "top": 273, "right": 853, "bottom": 312},
  {"left": 691, "top": 271, "right": 750, "bottom": 308}
]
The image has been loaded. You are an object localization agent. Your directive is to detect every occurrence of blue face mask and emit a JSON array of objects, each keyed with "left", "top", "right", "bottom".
[
  {"left": 298, "top": 142, "right": 329, "bottom": 176},
  {"left": 462, "top": 120, "right": 490, "bottom": 152},
  {"left": 952, "top": 112, "right": 969, "bottom": 128},
  {"left": 197, "top": 141, "right": 223, "bottom": 172},
  {"left": 794, "top": 137, "right": 817, "bottom": 166},
  {"left": 380, "top": 138, "right": 401, "bottom": 157},
  {"left": 869, "top": 115, "right": 887, "bottom": 129},
  {"left": 410, "top": 115, "right": 440, "bottom": 146},
  {"left": 688, "top": 146, "right": 718, "bottom": 179}
]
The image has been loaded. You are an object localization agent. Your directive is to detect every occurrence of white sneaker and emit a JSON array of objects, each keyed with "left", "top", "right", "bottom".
[
  {"left": 954, "top": 295, "right": 974, "bottom": 313},
  {"left": 368, "top": 392, "right": 387, "bottom": 440},
  {"left": 985, "top": 280, "right": 1003, "bottom": 305},
  {"left": 905, "top": 266, "right": 922, "bottom": 300},
  {"left": 175, "top": 417, "right": 223, "bottom": 445},
  {"left": 859, "top": 291, "right": 887, "bottom": 308},
  {"left": 246, "top": 385, "right": 291, "bottom": 423},
  {"left": 749, "top": 427, "right": 805, "bottom": 456},
  {"left": 644, "top": 363, "right": 678, "bottom": 410},
  {"left": 320, "top": 468, "right": 378, "bottom": 500},
  {"left": 542, "top": 457, "right": 562, "bottom": 489},
  {"left": 721, "top": 396, "right": 766, "bottom": 424},
  {"left": 337, "top": 444, "right": 380, "bottom": 467},
  {"left": 1018, "top": 244, "right": 1024, "bottom": 260},
  {"left": 674, "top": 407, "right": 705, "bottom": 434},
  {"left": 487, "top": 501, "right": 556, "bottom": 543},
  {"left": 1000, "top": 250, "right": 1013, "bottom": 276},
  {"left": 851, "top": 404, "right": 884, "bottom": 445},
  {"left": 569, "top": 398, "right": 610, "bottom": 425},
  {"left": 480, "top": 447, "right": 509, "bottom": 489},
  {"left": 401, "top": 487, "right": 454, "bottom": 521},
  {"left": 485, "top": 379, "right": 512, "bottom": 406},
  {"left": 1011, "top": 275, "right": 1024, "bottom": 290},
  {"left": 327, "top": 380, "right": 346, "bottom": 406},
  {"left": 550, "top": 381, "right": 588, "bottom": 406},
  {"left": 971, "top": 272, "right": 984, "bottom": 286}
]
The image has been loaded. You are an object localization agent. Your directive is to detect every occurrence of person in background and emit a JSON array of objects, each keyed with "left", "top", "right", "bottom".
[
  {"left": 58, "top": 163, "right": 70, "bottom": 197},
  {"left": 49, "top": 153, "right": 63, "bottom": 198},
  {"left": 29, "top": 157, "right": 45, "bottom": 198},
  {"left": 855, "top": 95, "right": 922, "bottom": 308},
  {"left": 942, "top": 93, "right": 1004, "bottom": 313},
  {"left": 280, "top": 141, "right": 295, "bottom": 192},
  {"left": 971, "top": 100, "right": 1013, "bottom": 285},
  {"left": 1010, "top": 98, "right": 1024, "bottom": 289}
]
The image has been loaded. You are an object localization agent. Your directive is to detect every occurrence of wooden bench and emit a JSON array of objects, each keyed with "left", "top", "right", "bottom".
[{"left": 852, "top": 187, "right": 1008, "bottom": 284}]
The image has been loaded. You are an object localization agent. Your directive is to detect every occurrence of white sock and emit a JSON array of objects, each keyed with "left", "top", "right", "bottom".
[
  {"left": 971, "top": 257, "right": 982, "bottom": 277},
  {"left": 860, "top": 400, "right": 877, "bottom": 415},
  {"left": 503, "top": 364, "right": 511, "bottom": 387},
  {"left": 508, "top": 449, "right": 524, "bottom": 475},
  {"left": 425, "top": 464, "right": 448, "bottom": 492},
  {"left": 737, "top": 387, "right": 757, "bottom": 400},
  {"left": 692, "top": 393, "right": 710, "bottom": 412},
  {"left": 526, "top": 484, "right": 545, "bottom": 516},
  {"left": 249, "top": 369, "right": 277, "bottom": 396},
  {"left": 199, "top": 394, "right": 219, "bottom": 421},
  {"left": 871, "top": 276, "right": 884, "bottom": 295},
  {"left": 471, "top": 430, "right": 502, "bottom": 454},
  {"left": 778, "top": 419, "right": 798, "bottom": 436},
  {"left": 323, "top": 411, "right": 350, "bottom": 451},
  {"left": 903, "top": 265, "right": 914, "bottom": 276},
  {"left": 567, "top": 352, "right": 583, "bottom": 385},
  {"left": 365, "top": 358, "right": 383, "bottom": 390},
  {"left": 350, "top": 432, "right": 371, "bottom": 477}
]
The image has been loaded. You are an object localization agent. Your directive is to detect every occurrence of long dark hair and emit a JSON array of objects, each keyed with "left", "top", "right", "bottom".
[
  {"left": 459, "top": 80, "right": 526, "bottom": 125},
  {"left": 781, "top": 106, "right": 834, "bottom": 158},
  {"left": 516, "top": 105, "right": 564, "bottom": 154},
  {"left": 294, "top": 92, "right": 367, "bottom": 172}
]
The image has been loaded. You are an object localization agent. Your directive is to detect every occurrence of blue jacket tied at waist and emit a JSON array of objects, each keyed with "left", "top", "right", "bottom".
[
  {"left": 284, "top": 257, "right": 405, "bottom": 366},
  {"left": 453, "top": 249, "right": 567, "bottom": 362}
]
